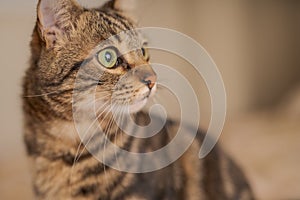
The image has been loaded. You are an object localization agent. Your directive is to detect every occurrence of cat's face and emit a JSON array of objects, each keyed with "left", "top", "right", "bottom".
[{"left": 30, "top": 0, "right": 157, "bottom": 119}]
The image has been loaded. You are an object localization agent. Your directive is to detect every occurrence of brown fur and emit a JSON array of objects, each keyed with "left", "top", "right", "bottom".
[{"left": 23, "top": 0, "right": 254, "bottom": 199}]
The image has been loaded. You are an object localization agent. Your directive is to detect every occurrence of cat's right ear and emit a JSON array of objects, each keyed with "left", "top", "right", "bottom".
[{"left": 37, "top": 0, "right": 83, "bottom": 48}]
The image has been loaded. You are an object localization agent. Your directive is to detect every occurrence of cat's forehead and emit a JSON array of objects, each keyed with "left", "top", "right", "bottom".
[
  {"left": 83, "top": 9, "right": 146, "bottom": 52},
  {"left": 93, "top": 9, "right": 138, "bottom": 37},
  {"left": 107, "top": 29, "right": 145, "bottom": 50}
]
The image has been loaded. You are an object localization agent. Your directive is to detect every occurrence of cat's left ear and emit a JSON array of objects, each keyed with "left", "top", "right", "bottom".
[{"left": 102, "top": 0, "right": 136, "bottom": 11}]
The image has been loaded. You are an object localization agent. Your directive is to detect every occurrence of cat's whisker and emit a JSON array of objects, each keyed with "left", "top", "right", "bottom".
[
  {"left": 70, "top": 103, "right": 115, "bottom": 184},
  {"left": 79, "top": 94, "right": 111, "bottom": 108},
  {"left": 23, "top": 88, "right": 111, "bottom": 98},
  {"left": 119, "top": 104, "right": 127, "bottom": 147},
  {"left": 100, "top": 113, "right": 114, "bottom": 192},
  {"left": 70, "top": 102, "right": 111, "bottom": 175},
  {"left": 72, "top": 103, "right": 111, "bottom": 163},
  {"left": 75, "top": 102, "right": 117, "bottom": 166},
  {"left": 156, "top": 85, "right": 167, "bottom": 91},
  {"left": 102, "top": 104, "right": 120, "bottom": 189},
  {"left": 112, "top": 105, "right": 125, "bottom": 171}
]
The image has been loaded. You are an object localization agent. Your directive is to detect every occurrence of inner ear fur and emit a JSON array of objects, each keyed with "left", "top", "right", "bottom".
[{"left": 37, "top": 0, "right": 83, "bottom": 48}]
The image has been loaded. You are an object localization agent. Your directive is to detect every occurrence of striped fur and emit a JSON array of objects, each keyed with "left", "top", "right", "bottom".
[{"left": 23, "top": 0, "right": 254, "bottom": 199}]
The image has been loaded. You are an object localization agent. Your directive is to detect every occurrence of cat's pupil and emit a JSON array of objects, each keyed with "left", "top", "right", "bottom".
[
  {"left": 105, "top": 52, "right": 112, "bottom": 63},
  {"left": 141, "top": 48, "right": 145, "bottom": 57}
]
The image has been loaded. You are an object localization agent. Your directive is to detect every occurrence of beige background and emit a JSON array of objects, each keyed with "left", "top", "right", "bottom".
[{"left": 0, "top": 0, "right": 300, "bottom": 199}]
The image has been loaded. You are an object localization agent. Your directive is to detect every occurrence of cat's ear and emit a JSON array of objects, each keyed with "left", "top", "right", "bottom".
[
  {"left": 37, "top": 0, "right": 83, "bottom": 48},
  {"left": 102, "top": 0, "right": 136, "bottom": 12}
]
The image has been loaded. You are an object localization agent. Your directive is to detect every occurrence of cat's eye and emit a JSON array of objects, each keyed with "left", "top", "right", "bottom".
[
  {"left": 141, "top": 47, "right": 150, "bottom": 61},
  {"left": 97, "top": 48, "right": 118, "bottom": 69}
]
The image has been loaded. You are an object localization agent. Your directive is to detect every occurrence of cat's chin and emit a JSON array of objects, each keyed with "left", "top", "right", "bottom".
[
  {"left": 127, "top": 85, "right": 157, "bottom": 113},
  {"left": 128, "top": 98, "right": 148, "bottom": 113}
]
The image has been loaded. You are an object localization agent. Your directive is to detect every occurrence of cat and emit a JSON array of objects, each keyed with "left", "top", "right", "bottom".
[{"left": 22, "top": 0, "right": 254, "bottom": 199}]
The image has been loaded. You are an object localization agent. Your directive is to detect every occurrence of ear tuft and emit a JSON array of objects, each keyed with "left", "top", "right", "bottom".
[{"left": 37, "top": 0, "right": 82, "bottom": 48}]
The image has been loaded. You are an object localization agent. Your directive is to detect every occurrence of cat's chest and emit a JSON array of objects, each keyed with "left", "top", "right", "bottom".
[
  {"left": 119, "top": 170, "right": 181, "bottom": 200},
  {"left": 48, "top": 121, "right": 81, "bottom": 144}
]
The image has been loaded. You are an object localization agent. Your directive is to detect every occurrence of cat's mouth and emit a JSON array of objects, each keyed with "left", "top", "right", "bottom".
[
  {"left": 128, "top": 98, "right": 148, "bottom": 113},
  {"left": 129, "top": 84, "right": 156, "bottom": 113}
]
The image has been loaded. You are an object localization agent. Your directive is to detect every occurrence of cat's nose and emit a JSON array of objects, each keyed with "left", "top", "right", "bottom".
[
  {"left": 142, "top": 74, "right": 157, "bottom": 90},
  {"left": 135, "top": 65, "right": 157, "bottom": 90}
]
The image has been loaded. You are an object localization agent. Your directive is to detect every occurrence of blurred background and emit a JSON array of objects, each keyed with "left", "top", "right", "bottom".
[{"left": 0, "top": 0, "right": 299, "bottom": 199}]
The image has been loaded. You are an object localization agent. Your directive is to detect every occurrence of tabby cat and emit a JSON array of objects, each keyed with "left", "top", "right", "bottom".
[{"left": 23, "top": 0, "right": 254, "bottom": 199}]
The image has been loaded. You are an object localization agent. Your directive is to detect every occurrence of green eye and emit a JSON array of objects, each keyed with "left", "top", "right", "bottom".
[
  {"left": 97, "top": 48, "right": 118, "bottom": 68},
  {"left": 141, "top": 47, "right": 149, "bottom": 61}
]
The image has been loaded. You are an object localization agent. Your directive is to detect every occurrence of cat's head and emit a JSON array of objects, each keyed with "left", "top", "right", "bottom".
[{"left": 28, "top": 0, "right": 157, "bottom": 119}]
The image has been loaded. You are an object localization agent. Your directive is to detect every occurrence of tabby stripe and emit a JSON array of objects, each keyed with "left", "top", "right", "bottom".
[
  {"left": 83, "top": 169, "right": 127, "bottom": 191},
  {"left": 72, "top": 83, "right": 99, "bottom": 93},
  {"left": 24, "top": 98, "right": 41, "bottom": 118},
  {"left": 80, "top": 134, "right": 134, "bottom": 178},
  {"left": 105, "top": 13, "right": 131, "bottom": 30},
  {"left": 48, "top": 93, "right": 69, "bottom": 106},
  {"left": 64, "top": 151, "right": 93, "bottom": 166},
  {"left": 107, "top": 172, "right": 127, "bottom": 191},
  {"left": 227, "top": 158, "right": 252, "bottom": 199},
  {"left": 62, "top": 130, "right": 134, "bottom": 168},
  {"left": 45, "top": 58, "right": 93, "bottom": 87},
  {"left": 110, "top": 180, "right": 136, "bottom": 200},
  {"left": 33, "top": 183, "right": 46, "bottom": 197},
  {"left": 74, "top": 173, "right": 127, "bottom": 198},
  {"left": 60, "top": 62, "right": 82, "bottom": 80},
  {"left": 74, "top": 183, "right": 98, "bottom": 196},
  {"left": 42, "top": 90, "right": 72, "bottom": 118},
  {"left": 26, "top": 91, "right": 49, "bottom": 119},
  {"left": 51, "top": 88, "right": 75, "bottom": 96},
  {"left": 50, "top": 62, "right": 82, "bottom": 87},
  {"left": 104, "top": 11, "right": 132, "bottom": 31},
  {"left": 89, "top": 132, "right": 135, "bottom": 157},
  {"left": 99, "top": 12, "right": 128, "bottom": 32},
  {"left": 203, "top": 146, "right": 227, "bottom": 199},
  {"left": 98, "top": 12, "right": 122, "bottom": 31},
  {"left": 38, "top": 92, "right": 64, "bottom": 119},
  {"left": 99, "top": 12, "right": 126, "bottom": 30},
  {"left": 102, "top": 174, "right": 136, "bottom": 200},
  {"left": 81, "top": 163, "right": 105, "bottom": 179},
  {"left": 77, "top": 73, "right": 101, "bottom": 83}
]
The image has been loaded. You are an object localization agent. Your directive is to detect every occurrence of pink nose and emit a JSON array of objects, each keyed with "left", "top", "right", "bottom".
[{"left": 143, "top": 74, "right": 157, "bottom": 90}]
